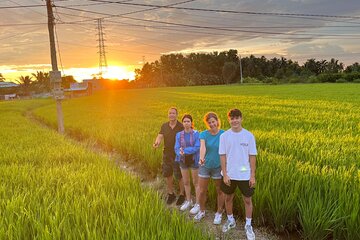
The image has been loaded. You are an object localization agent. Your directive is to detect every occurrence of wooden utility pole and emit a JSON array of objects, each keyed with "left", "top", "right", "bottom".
[{"left": 46, "top": 0, "right": 64, "bottom": 134}]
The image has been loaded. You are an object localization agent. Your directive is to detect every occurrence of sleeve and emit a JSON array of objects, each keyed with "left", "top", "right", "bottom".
[
  {"left": 183, "top": 131, "right": 201, "bottom": 155},
  {"left": 249, "top": 133, "right": 257, "bottom": 155},
  {"left": 159, "top": 124, "right": 165, "bottom": 135},
  {"left": 218, "top": 133, "right": 226, "bottom": 155},
  {"left": 199, "top": 131, "right": 206, "bottom": 140},
  {"left": 174, "top": 132, "right": 181, "bottom": 157}
]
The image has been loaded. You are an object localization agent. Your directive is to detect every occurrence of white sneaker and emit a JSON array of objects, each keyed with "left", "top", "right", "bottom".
[
  {"left": 180, "top": 200, "right": 192, "bottom": 211},
  {"left": 222, "top": 219, "right": 236, "bottom": 233},
  {"left": 190, "top": 203, "right": 200, "bottom": 214},
  {"left": 245, "top": 225, "right": 255, "bottom": 240},
  {"left": 213, "top": 212, "right": 222, "bottom": 225},
  {"left": 194, "top": 211, "right": 205, "bottom": 222}
]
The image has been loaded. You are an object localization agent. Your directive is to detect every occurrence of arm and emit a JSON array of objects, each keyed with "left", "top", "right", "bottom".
[
  {"left": 249, "top": 155, "right": 256, "bottom": 188},
  {"left": 183, "top": 132, "right": 200, "bottom": 154},
  {"left": 220, "top": 154, "right": 230, "bottom": 186},
  {"left": 174, "top": 133, "right": 183, "bottom": 157},
  {"left": 152, "top": 134, "right": 163, "bottom": 148},
  {"left": 199, "top": 139, "right": 206, "bottom": 165}
]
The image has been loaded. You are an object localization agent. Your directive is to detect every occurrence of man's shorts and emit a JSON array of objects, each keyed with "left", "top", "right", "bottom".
[
  {"left": 198, "top": 166, "right": 222, "bottom": 179},
  {"left": 220, "top": 179, "right": 254, "bottom": 197},
  {"left": 162, "top": 153, "right": 182, "bottom": 180}
]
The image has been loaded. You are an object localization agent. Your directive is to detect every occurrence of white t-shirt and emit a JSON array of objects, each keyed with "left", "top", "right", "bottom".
[{"left": 219, "top": 128, "right": 257, "bottom": 180}]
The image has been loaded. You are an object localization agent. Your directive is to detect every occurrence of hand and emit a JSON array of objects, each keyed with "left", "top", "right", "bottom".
[
  {"left": 179, "top": 148, "right": 184, "bottom": 156},
  {"left": 249, "top": 176, "right": 256, "bottom": 188},
  {"left": 199, "top": 158, "right": 205, "bottom": 166},
  {"left": 153, "top": 142, "right": 159, "bottom": 148},
  {"left": 223, "top": 175, "right": 231, "bottom": 186}
]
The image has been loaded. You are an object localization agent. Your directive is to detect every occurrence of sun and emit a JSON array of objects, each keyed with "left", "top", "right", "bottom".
[{"left": 102, "top": 66, "right": 135, "bottom": 80}]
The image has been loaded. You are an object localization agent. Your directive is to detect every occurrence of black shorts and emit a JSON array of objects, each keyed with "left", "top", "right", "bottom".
[
  {"left": 162, "top": 153, "right": 182, "bottom": 180},
  {"left": 221, "top": 179, "right": 254, "bottom": 197}
]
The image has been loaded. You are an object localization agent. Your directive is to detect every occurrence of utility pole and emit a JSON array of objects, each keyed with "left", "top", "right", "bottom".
[
  {"left": 46, "top": 0, "right": 64, "bottom": 134},
  {"left": 239, "top": 53, "right": 243, "bottom": 84}
]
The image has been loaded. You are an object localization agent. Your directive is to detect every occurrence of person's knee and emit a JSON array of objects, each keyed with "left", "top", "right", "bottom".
[
  {"left": 225, "top": 194, "right": 233, "bottom": 203},
  {"left": 243, "top": 197, "right": 252, "bottom": 205}
]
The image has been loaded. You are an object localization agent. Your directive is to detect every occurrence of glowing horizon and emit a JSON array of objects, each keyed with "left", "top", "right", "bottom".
[{"left": 1, "top": 65, "right": 136, "bottom": 83}]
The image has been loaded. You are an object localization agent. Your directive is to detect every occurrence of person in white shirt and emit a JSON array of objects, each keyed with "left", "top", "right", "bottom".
[{"left": 219, "top": 109, "right": 257, "bottom": 240}]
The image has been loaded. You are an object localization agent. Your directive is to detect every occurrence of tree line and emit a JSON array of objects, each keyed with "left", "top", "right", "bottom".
[
  {"left": 0, "top": 72, "right": 76, "bottom": 96},
  {"left": 134, "top": 49, "right": 360, "bottom": 87}
]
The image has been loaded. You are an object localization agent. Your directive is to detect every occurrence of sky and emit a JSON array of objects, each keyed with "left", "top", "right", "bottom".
[{"left": 0, "top": 0, "right": 359, "bottom": 82}]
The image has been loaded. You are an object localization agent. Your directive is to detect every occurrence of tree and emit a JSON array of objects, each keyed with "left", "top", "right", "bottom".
[
  {"left": 344, "top": 62, "right": 359, "bottom": 73},
  {"left": 16, "top": 75, "right": 33, "bottom": 96},
  {"left": 0, "top": 73, "right": 5, "bottom": 82},
  {"left": 222, "top": 62, "right": 237, "bottom": 84},
  {"left": 32, "top": 71, "right": 50, "bottom": 92},
  {"left": 61, "top": 75, "right": 77, "bottom": 89},
  {"left": 325, "top": 58, "right": 343, "bottom": 73}
]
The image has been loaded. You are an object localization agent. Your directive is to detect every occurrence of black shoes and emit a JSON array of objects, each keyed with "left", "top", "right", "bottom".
[
  {"left": 176, "top": 194, "right": 185, "bottom": 206},
  {"left": 166, "top": 193, "right": 176, "bottom": 204}
]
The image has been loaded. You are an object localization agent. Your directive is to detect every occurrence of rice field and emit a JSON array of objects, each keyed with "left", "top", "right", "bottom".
[
  {"left": 32, "top": 83, "right": 360, "bottom": 239},
  {"left": 0, "top": 100, "right": 209, "bottom": 239}
]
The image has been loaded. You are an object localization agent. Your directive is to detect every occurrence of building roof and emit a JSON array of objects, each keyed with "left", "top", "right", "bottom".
[{"left": 0, "top": 82, "right": 19, "bottom": 88}]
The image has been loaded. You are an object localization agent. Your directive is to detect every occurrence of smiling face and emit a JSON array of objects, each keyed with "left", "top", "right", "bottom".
[
  {"left": 229, "top": 116, "right": 242, "bottom": 131},
  {"left": 206, "top": 117, "right": 219, "bottom": 131},
  {"left": 168, "top": 108, "right": 178, "bottom": 121}
]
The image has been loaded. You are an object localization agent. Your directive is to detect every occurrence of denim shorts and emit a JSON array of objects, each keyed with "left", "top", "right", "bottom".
[{"left": 198, "top": 166, "right": 222, "bottom": 179}]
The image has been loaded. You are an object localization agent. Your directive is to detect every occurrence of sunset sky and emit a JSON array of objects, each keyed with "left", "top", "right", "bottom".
[{"left": 1, "top": 0, "right": 359, "bottom": 82}]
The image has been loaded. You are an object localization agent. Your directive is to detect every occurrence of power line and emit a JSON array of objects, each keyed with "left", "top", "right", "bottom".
[
  {"left": 87, "top": 0, "right": 360, "bottom": 19},
  {"left": 54, "top": 6, "right": 360, "bottom": 38}
]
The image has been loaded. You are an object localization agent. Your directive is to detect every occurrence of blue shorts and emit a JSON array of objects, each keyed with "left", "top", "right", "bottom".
[{"left": 198, "top": 166, "right": 222, "bottom": 179}]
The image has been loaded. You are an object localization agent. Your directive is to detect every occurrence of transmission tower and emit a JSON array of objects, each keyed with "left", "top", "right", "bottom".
[{"left": 97, "top": 19, "right": 107, "bottom": 78}]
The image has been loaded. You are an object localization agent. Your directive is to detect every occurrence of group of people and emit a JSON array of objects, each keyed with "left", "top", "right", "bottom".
[{"left": 153, "top": 107, "right": 257, "bottom": 239}]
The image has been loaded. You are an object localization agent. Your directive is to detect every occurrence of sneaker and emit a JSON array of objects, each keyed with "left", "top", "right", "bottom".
[
  {"left": 194, "top": 211, "right": 205, "bottom": 222},
  {"left": 245, "top": 225, "right": 255, "bottom": 240},
  {"left": 190, "top": 203, "right": 200, "bottom": 214},
  {"left": 176, "top": 194, "right": 185, "bottom": 206},
  {"left": 180, "top": 200, "right": 192, "bottom": 211},
  {"left": 166, "top": 193, "right": 176, "bottom": 205},
  {"left": 222, "top": 219, "right": 236, "bottom": 233},
  {"left": 213, "top": 212, "right": 222, "bottom": 225}
]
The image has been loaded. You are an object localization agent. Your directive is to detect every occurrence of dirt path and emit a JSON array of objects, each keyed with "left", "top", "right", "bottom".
[{"left": 27, "top": 111, "right": 281, "bottom": 240}]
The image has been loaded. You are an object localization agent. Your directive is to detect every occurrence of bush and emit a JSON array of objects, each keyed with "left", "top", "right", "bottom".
[
  {"left": 317, "top": 73, "right": 343, "bottom": 83},
  {"left": 336, "top": 78, "right": 347, "bottom": 83},
  {"left": 344, "top": 72, "right": 360, "bottom": 82},
  {"left": 353, "top": 79, "right": 360, "bottom": 83},
  {"left": 307, "top": 76, "right": 320, "bottom": 83},
  {"left": 243, "top": 77, "right": 263, "bottom": 84}
]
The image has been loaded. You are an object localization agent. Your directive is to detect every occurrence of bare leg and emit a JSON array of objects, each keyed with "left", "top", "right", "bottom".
[
  {"left": 166, "top": 176, "right": 174, "bottom": 194},
  {"left": 198, "top": 177, "right": 209, "bottom": 211},
  {"left": 243, "top": 196, "right": 253, "bottom": 218},
  {"left": 224, "top": 193, "right": 234, "bottom": 215},
  {"left": 181, "top": 169, "right": 191, "bottom": 201},
  {"left": 179, "top": 177, "right": 185, "bottom": 195},
  {"left": 191, "top": 168, "right": 199, "bottom": 203},
  {"left": 215, "top": 179, "right": 225, "bottom": 213}
]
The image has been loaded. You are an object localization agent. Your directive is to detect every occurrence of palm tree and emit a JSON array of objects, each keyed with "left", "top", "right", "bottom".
[
  {"left": 0, "top": 73, "right": 5, "bottom": 82},
  {"left": 16, "top": 75, "right": 33, "bottom": 96},
  {"left": 32, "top": 71, "right": 50, "bottom": 92}
]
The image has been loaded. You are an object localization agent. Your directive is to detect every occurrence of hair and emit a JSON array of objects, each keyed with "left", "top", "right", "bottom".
[
  {"left": 168, "top": 107, "right": 178, "bottom": 115},
  {"left": 181, "top": 114, "right": 194, "bottom": 129},
  {"left": 227, "top": 108, "right": 242, "bottom": 118},
  {"left": 203, "top": 112, "right": 221, "bottom": 129}
]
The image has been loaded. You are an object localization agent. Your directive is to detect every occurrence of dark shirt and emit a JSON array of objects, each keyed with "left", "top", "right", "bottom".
[{"left": 159, "top": 121, "right": 184, "bottom": 155}]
